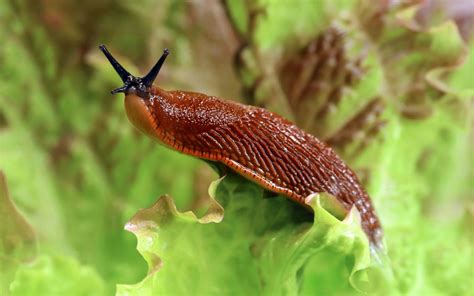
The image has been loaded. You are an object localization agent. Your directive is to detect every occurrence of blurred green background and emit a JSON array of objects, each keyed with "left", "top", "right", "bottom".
[{"left": 0, "top": 0, "right": 472, "bottom": 295}]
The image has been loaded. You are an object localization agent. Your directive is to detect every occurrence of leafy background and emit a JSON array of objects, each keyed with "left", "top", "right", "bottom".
[{"left": 0, "top": 0, "right": 472, "bottom": 295}]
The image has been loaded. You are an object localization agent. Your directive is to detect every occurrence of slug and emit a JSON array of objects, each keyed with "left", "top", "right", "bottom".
[{"left": 99, "top": 45, "right": 382, "bottom": 246}]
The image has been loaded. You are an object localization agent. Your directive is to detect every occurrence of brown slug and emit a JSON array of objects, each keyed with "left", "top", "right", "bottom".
[{"left": 99, "top": 45, "right": 382, "bottom": 246}]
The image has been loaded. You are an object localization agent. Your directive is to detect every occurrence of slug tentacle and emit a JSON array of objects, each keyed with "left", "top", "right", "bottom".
[
  {"left": 142, "top": 49, "right": 170, "bottom": 87},
  {"left": 99, "top": 45, "right": 169, "bottom": 97},
  {"left": 111, "top": 85, "right": 129, "bottom": 95},
  {"left": 99, "top": 45, "right": 131, "bottom": 83}
]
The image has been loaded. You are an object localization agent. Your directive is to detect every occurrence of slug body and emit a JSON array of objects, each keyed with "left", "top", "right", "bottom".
[{"left": 100, "top": 45, "right": 382, "bottom": 246}]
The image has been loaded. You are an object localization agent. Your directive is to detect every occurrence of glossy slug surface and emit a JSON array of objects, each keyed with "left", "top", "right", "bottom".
[{"left": 126, "top": 86, "right": 383, "bottom": 245}]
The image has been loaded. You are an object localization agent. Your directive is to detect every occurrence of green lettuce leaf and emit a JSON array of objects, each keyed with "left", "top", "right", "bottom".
[
  {"left": 0, "top": 172, "right": 37, "bottom": 296},
  {"left": 9, "top": 255, "right": 106, "bottom": 296},
  {"left": 117, "top": 173, "right": 393, "bottom": 295}
]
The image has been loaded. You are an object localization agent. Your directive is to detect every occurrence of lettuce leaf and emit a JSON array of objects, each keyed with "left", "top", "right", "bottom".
[
  {"left": 117, "top": 173, "right": 393, "bottom": 295},
  {"left": 10, "top": 255, "right": 106, "bottom": 296},
  {"left": 0, "top": 172, "right": 37, "bottom": 296}
]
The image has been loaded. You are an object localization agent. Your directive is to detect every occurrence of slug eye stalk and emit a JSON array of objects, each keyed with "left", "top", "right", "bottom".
[
  {"left": 142, "top": 48, "right": 170, "bottom": 87},
  {"left": 99, "top": 44, "right": 169, "bottom": 95}
]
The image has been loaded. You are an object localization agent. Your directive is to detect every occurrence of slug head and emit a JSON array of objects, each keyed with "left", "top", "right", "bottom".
[{"left": 99, "top": 44, "right": 169, "bottom": 139}]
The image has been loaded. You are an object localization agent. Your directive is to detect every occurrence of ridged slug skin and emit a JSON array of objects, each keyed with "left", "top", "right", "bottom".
[{"left": 125, "top": 86, "right": 382, "bottom": 245}]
